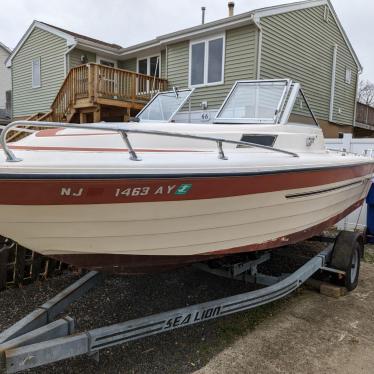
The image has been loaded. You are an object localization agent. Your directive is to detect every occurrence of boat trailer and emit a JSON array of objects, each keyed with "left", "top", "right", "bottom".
[{"left": 0, "top": 232, "right": 363, "bottom": 373}]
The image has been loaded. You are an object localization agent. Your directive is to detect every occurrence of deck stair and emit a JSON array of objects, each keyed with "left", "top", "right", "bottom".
[{"left": 8, "top": 63, "right": 168, "bottom": 141}]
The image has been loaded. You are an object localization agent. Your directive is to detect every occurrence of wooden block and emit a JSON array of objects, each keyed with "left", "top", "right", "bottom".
[
  {"left": 14, "top": 245, "right": 26, "bottom": 286},
  {"left": 30, "top": 252, "right": 42, "bottom": 281},
  {"left": 320, "top": 283, "right": 347, "bottom": 298},
  {"left": 305, "top": 278, "right": 323, "bottom": 291},
  {"left": 0, "top": 247, "right": 9, "bottom": 290}
]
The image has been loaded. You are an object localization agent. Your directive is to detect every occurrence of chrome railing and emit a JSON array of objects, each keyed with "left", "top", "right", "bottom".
[{"left": 0, "top": 121, "right": 299, "bottom": 163}]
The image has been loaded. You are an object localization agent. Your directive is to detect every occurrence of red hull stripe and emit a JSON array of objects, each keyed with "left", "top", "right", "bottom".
[
  {"left": 35, "top": 128, "right": 115, "bottom": 137},
  {"left": 50, "top": 199, "right": 364, "bottom": 274},
  {"left": 0, "top": 164, "right": 372, "bottom": 205}
]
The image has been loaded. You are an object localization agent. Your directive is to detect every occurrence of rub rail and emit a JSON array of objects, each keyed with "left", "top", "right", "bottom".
[{"left": 0, "top": 120, "right": 299, "bottom": 162}]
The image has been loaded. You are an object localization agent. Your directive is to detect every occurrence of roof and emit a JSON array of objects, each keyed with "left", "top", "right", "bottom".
[
  {"left": 39, "top": 22, "right": 122, "bottom": 50},
  {"left": 5, "top": 0, "right": 362, "bottom": 72},
  {"left": 0, "top": 42, "right": 11, "bottom": 54},
  {"left": 6, "top": 20, "right": 123, "bottom": 67},
  {"left": 119, "top": 0, "right": 362, "bottom": 72}
]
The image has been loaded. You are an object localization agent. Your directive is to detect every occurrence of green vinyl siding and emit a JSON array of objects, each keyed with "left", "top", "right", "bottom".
[
  {"left": 68, "top": 48, "right": 96, "bottom": 69},
  {"left": 12, "top": 27, "right": 66, "bottom": 117},
  {"left": 166, "top": 25, "right": 258, "bottom": 110},
  {"left": 259, "top": 5, "right": 358, "bottom": 126},
  {"left": 166, "top": 41, "right": 189, "bottom": 87},
  {"left": 118, "top": 58, "right": 136, "bottom": 71}
]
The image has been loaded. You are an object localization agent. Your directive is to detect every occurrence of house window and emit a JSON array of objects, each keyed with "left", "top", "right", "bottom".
[
  {"left": 345, "top": 68, "right": 352, "bottom": 84},
  {"left": 190, "top": 36, "right": 225, "bottom": 87},
  {"left": 96, "top": 56, "right": 117, "bottom": 68},
  {"left": 137, "top": 55, "right": 160, "bottom": 77},
  {"left": 100, "top": 60, "right": 115, "bottom": 67},
  {"left": 32, "top": 58, "right": 41, "bottom": 88}
]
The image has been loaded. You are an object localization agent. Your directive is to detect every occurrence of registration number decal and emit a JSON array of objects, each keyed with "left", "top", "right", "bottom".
[
  {"left": 60, "top": 184, "right": 192, "bottom": 198},
  {"left": 115, "top": 184, "right": 192, "bottom": 197}
]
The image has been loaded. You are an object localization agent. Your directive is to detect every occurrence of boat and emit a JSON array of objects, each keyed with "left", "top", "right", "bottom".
[{"left": 0, "top": 79, "right": 373, "bottom": 274}]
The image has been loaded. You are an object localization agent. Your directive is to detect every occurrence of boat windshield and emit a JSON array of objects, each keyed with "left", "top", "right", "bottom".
[
  {"left": 214, "top": 80, "right": 290, "bottom": 124},
  {"left": 136, "top": 89, "right": 194, "bottom": 122}
]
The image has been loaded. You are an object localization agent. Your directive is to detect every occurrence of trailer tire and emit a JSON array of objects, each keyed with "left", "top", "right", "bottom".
[{"left": 330, "top": 231, "right": 363, "bottom": 291}]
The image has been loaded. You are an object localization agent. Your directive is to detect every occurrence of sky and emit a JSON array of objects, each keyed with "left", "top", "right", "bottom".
[{"left": 0, "top": 0, "right": 372, "bottom": 82}]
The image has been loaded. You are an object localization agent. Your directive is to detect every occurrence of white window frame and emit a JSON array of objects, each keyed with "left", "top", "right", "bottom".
[
  {"left": 31, "top": 57, "right": 41, "bottom": 88},
  {"left": 345, "top": 68, "right": 352, "bottom": 84},
  {"left": 189, "top": 34, "right": 225, "bottom": 88},
  {"left": 136, "top": 54, "right": 161, "bottom": 77},
  {"left": 96, "top": 55, "right": 118, "bottom": 68}
]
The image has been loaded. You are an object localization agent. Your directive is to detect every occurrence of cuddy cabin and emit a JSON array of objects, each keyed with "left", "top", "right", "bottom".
[{"left": 13, "top": 79, "right": 326, "bottom": 159}]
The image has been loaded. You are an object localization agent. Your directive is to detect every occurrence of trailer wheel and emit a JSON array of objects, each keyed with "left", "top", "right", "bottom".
[{"left": 330, "top": 231, "right": 363, "bottom": 291}]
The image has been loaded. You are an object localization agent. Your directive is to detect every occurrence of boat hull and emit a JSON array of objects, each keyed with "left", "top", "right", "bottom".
[
  {"left": 48, "top": 198, "right": 364, "bottom": 274},
  {"left": 0, "top": 163, "right": 372, "bottom": 274}
]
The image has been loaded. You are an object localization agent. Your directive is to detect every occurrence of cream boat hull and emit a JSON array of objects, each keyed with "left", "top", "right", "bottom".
[
  {"left": 0, "top": 159, "right": 371, "bottom": 273},
  {"left": 0, "top": 122, "right": 373, "bottom": 273}
]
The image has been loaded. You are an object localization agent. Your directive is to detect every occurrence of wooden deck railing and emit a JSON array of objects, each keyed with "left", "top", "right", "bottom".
[
  {"left": 51, "top": 63, "right": 168, "bottom": 122},
  {"left": 356, "top": 102, "right": 374, "bottom": 127}
]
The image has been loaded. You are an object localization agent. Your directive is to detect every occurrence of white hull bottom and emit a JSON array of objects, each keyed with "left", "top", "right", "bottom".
[{"left": 0, "top": 176, "right": 370, "bottom": 271}]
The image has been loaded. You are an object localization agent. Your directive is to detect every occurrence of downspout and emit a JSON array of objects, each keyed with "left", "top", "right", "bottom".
[
  {"left": 253, "top": 16, "right": 262, "bottom": 80},
  {"left": 352, "top": 67, "right": 362, "bottom": 131},
  {"left": 165, "top": 45, "right": 168, "bottom": 81},
  {"left": 64, "top": 42, "right": 77, "bottom": 76},
  {"left": 329, "top": 44, "right": 338, "bottom": 122}
]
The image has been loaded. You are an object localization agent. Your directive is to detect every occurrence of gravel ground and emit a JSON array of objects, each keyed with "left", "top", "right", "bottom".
[{"left": 0, "top": 241, "right": 362, "bottom": 374}]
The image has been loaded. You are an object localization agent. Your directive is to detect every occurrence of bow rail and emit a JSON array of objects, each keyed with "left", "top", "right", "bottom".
[{"left": 0, "top": 121, "right": 299, "bottom": 162}]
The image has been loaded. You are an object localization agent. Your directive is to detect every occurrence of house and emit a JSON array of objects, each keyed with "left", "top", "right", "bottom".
[
  {"left": 0, "top": 42, "right": 11, "bottom": 123},
  {"left": 6, "top": 0, "right": 362, "bottom": 137}
]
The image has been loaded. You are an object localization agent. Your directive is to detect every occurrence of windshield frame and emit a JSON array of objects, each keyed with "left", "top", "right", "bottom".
[
  {"left": 136, "top": 88, "right": 195, "bottom": 123},
  {"left": 214, "top": 79, "right": 292, "bottom": 125},
  {"left": 279, "top": 83, "right": 320, "bottom": 127}
]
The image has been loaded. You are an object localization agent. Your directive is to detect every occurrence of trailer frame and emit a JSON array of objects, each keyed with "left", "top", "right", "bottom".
[{"left": 0, "top": 236, "right": 360, "bottom": 374}]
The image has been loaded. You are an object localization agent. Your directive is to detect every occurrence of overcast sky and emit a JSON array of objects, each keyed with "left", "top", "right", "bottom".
[{"left": 0, "top": 0, "right": 372, "bottom": 81}]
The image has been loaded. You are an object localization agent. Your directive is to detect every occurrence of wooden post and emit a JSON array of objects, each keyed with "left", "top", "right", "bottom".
[
  {"left": 88, "top": 64, "right": 95, "bottom": 103},
  {"left": 123, "top": 107, "right": 131, "bottom": 122},
  {"left": 132, "top": 74, "right": 136, "bottom": 101},
  {"left": 45, "top": 259, "right": 58, "bottom": 278},
  {"left": 79, "top": 112, "right": 87, "bottom": 124},
  {"left": 93, "top": 106, "right": 101, "bottom": 123},
  {"left": 92, "top": 64, "right": 98, "bottom": 103}
]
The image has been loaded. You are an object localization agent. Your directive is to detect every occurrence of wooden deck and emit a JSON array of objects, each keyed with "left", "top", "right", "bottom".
[{"left": 43, "top": 63, "right": 168, "bottom": 123}]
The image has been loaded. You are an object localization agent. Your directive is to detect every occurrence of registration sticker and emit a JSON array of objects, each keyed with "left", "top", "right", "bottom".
[{"left": 175, "top": 184, "right": 192, "bottom": 195}]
